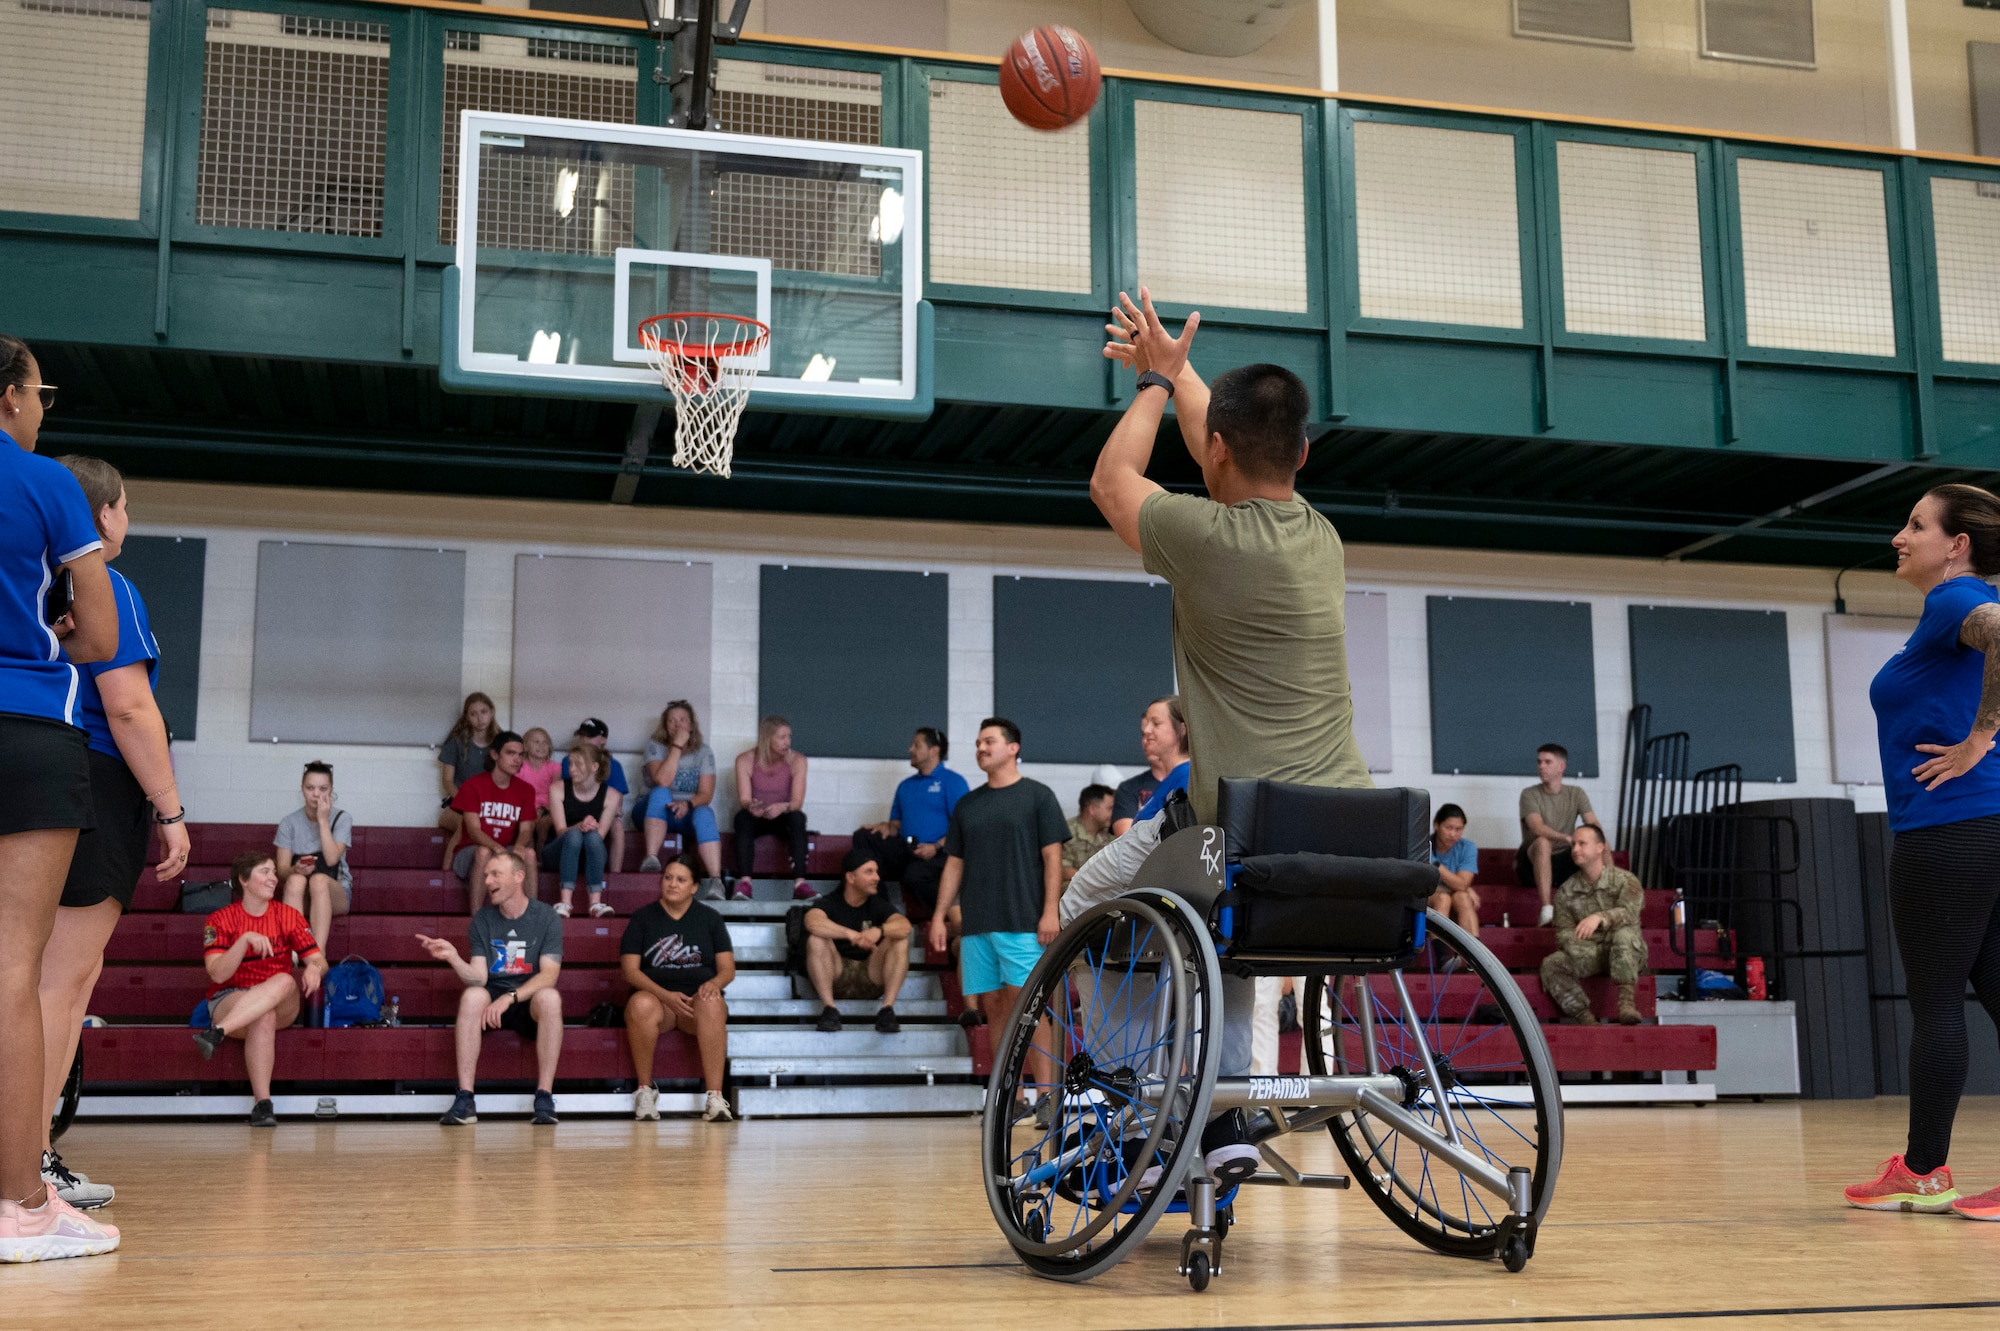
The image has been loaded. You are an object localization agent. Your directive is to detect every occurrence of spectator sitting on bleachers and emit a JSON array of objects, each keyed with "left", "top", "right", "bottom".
[
  {"left": 620, "top": 857, "right": 734, "bottom": 1123},
  {"left": 1539, "top": 823, "right": 1645, "bottom": 1027},
  {"left": 542, "top": 742, "right": 621, "bottom": 919},
  {"left": 1061, "top": 784, "right": 1117, "bottom": 887},
  {"left": 274, "top": 761, "right": 351, "bottom": 949},
  {"left": 191, "top": 851, "right": 328, "bottom": 1127},
  {"left": 804, "top": 846, "right": 911, "bottom": 1035},
  {"left": 1112, "top": 695, "right": 1190, "bottom": 836},
  {"left": 435, "top": 692, "right": 497, "bottom": 870},
  {"left": 1518, "top": 742, "right": 1602, "bottom": 927},
  {"left": 733, "top": 715, "right": 812, "bottom": 901},
  {"left": 420, "top": 849, "right": 564, "bottom": 1126},
  {"left": 1427, "top": 802, "right": 1480, "bottom": 938},
  {"left": 639, "top": 701, "right": 723, "bottom": 896},
  {"left": 565, "top": 717, "right": 629, "bottom": 874},
  {"left": 851, "top": 726, "right": 967, "bottom": 918},
  {"left": 517, "top": 727, "right": 561, "bottom": 863},
  {"left": 449, "top": 731, "right": 534, "bottom": 915}
]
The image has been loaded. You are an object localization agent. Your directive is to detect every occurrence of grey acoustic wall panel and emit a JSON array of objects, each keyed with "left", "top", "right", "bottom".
[
  {"left": 249, "top": 541, "right": 465, "bottom": 744},
  {"left": 1630, "top": 605, "right": 1796, "bottom": 782},
  {"left": 113, "top": 535, "right": 205, "bottom": 742},
  {"left": 512, "top": 555, "right": 712, "bottom": 753},
  {"left": 1427, "top": 596, "right": 1598, "bottom": 777},
  {"left": 1346, "top": 590, "right": 1392, "bottom": 773},
  {"left": 759, "top": 565, "right": 947, "bottom": 760},
  {"left": 993, "top": 576, "right": 1175, "bottom": 766},
  {"left": 1824, "top": 613, "right": 1914, "bottom": 784}
]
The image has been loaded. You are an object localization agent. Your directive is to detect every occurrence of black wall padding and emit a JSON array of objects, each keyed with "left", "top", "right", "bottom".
[
  {"left": 1426, "top": 596, "right": 1598, "bottom": 778},
  {"left": 112, "top": 535, "right": 206, "bottom": 742},
  {"left": 992, "top": 576, "right": 1173, "bottom": 766},
  {"left": 758, "top": 565, "right": 948, "bottom": 760},
  {"left": 1628, "top": 606, "right": 1796, "bottom": 782},
  {"left": 1727, "top": 797, "right": 1873, "bottom": 1099}
]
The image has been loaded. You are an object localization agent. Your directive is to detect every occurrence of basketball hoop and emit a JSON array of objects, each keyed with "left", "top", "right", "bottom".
[{"left": 637, "top": 312, "right": 770, "bottom": 478}]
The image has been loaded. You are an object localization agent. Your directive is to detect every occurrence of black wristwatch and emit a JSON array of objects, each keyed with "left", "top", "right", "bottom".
[{"left": 1135, "top": 370, "right": 1175, "bottom": 399}]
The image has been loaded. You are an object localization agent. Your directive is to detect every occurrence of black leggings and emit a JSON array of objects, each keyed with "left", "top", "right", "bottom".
[
  {"left": 1889, "top": 813, "right": 2000, "bottom": 1173},
  {"left": 733, "top": 809, "right": 808, "bottom": 878}
]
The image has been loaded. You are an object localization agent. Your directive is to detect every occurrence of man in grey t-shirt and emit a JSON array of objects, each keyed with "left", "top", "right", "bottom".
[
  {"left": 1518, "top": 742, "right": 1601, "bottom": 926},
  {"left": 275, "top": 761, "right": 352, "bottom": 947}
]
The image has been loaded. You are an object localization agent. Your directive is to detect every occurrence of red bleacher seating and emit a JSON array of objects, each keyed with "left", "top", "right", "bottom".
[{"left": 81, "top": 1025, "right": 699, "bottom": 1083}]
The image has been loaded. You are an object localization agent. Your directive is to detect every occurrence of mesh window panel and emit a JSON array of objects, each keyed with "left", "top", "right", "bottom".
[
  {"left": 1133, "top": 100, "right": 1307, "bottom": 312},
  {"left": 711, "top": 173, "right": 881, "bottom": 277},
  {"left": 1353, "top": 120, "right": 1522, "bottom": 328},
  {"left": 714, "top": 60, "right": 880, "bottom": 144},
  {"left": 0, "top": 0, "right": 151, "bottom": 219},
  {"left": 1516, "top": 0, "right": 1632, "bottom": 44},
  {"left": 1556, "top": 141, "right": 1705, "bottom": 340},
  {"left": 1736, "top": 158, "right": 1894, "bottom": 357},
  {"left": 928, "top": 78, "right": 1091, "bottom": 293},
  {"left": 1932, "top": 177, "right": 2000, "bottom": 364},
  {"left": 1702, "top": 0, "right": 1814, "bottom": 65},
  {"left": 197, "top": 9, "right": 390, "bottom": 236},
  {"left": 440, "top": 30, "right": 636, "bottom": 246}
]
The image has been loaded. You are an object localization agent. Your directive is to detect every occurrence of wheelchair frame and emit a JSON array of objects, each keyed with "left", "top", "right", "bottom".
[{"left": 983, "top": 822, "right": 1562, "bottom": 1292}]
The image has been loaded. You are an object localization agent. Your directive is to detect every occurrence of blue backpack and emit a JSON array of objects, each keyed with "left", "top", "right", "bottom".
[{"left": 323, "top": 955, "right": 385, "bottom": 1028}]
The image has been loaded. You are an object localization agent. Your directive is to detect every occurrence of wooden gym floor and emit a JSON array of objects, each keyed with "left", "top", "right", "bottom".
[{"left": 5, "top": 1099, "right": 1999, "bottom": 1330}]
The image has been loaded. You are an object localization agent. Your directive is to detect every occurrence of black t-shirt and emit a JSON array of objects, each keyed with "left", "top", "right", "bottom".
[
  {"left": 1112, "top": 771, "right": 1160, "bottom": 824},
  {"left": 944, "top": 778, "right": 1070, "bottom": 936},
  {"left": 810, "top": 889, "right": 900, "bottom": 961},
  {"left": 620, "top": 900, "right": 733, "bottom": 994}
]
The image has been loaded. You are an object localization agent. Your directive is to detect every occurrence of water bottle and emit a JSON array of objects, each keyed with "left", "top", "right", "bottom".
[
  {"left": 1745, "top": 958, "right": 1767, "bottom": 1001},
  {"left": 1671, "top": 890, "right": 1686, "bottom": 932},
  {"left": 387, "top": 996, "right": 401, "bottom": 1028},
  {"left": 1500, "top": 912, "right": 1510, "bottom": 929}
]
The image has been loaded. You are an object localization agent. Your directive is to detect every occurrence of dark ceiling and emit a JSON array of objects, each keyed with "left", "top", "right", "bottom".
[{"left": 33, "top": 342, "right": 1976, "bottom": 571}]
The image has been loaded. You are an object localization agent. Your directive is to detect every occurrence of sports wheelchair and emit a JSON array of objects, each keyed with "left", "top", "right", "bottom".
[{"left": 983, "top": 781, "right": 1562, "bottom": 1291}]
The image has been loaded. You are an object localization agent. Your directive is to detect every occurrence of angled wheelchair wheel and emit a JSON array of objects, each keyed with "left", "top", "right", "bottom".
[
  {"left": 983, "top": 891, "right": 1222, "bottom": 1283},
  {"left": 1303, "top": 910, "right": 1563, "bottom": 1260}
]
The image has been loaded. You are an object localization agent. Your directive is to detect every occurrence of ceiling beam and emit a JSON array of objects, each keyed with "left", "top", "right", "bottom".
[{"left": 1664, "top": 462, "right": 1910, "bottom": 560}]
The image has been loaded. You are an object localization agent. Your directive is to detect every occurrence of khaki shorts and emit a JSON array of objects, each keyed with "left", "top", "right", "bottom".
[{"left": 833, "top": 955, "right": 884, "bottom": 1001}]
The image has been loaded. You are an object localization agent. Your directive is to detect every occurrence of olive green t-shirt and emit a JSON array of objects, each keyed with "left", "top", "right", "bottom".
[
  {"left": 1519, "top": 783, "right": 1594, "bottom": 846},
  {"left": 1137, "top": 491, "right": 1373, "bottom": 823}
]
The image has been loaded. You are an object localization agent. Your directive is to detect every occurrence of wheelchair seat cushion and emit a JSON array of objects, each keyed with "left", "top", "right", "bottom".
[{"left": 1230, "top": 852, "right": 1438, "bottom": 955}]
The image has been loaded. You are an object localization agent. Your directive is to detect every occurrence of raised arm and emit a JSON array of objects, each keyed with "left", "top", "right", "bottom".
[
  {"left": 1914, "top": 602, "right": 2000, "bottom": 789},
  {"left": 1092, "top": 288, "right": 1197, "bottom": 553}
]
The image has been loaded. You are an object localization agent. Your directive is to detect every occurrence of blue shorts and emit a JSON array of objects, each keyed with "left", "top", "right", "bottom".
[
  {"left": 642, "top": 789, "right": 719, "bottom": 845},
  {"left": 960, "top": 931, "right": 1042, "bottom": 995}
]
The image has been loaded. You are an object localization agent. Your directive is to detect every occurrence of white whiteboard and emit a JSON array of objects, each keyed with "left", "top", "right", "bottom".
[
  {"left": 1824, "top": 612, "right": 1915, "bottom": 784},
  {"left": 1347, "top": 590, "right": 1392, "bottom": 773}
]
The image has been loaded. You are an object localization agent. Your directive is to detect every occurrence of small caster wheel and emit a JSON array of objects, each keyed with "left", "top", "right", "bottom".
[
  {"left": 1500, "top": 1233, "right": 1529, "bottom": 1273},
  {"left": 1023, "top": 1211, "right": 1046, "bottom": 1244},
  {"left": 1218, "top": 1203, "right": 1234, "bottom": 1230},
  {"left": 1186, "top": 1251, "right": 1211, "bottom": 1292}
]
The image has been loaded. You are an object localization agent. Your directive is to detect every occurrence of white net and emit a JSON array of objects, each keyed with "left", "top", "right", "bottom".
[{"left": 639, "top": 315, "right": 770, "bottom": 478}]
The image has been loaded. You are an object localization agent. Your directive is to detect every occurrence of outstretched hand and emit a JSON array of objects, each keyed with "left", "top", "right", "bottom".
[{"left": 1101, "top": 288, "right": 1197, "bottom": 384}]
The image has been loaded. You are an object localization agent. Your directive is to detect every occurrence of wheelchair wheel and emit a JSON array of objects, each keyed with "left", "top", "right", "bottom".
[
  {"left": 50, "top": 1045, "right": 82, "bottom": 1143},
  {"left": 1303, "top": 909, "right": 1562, "bottom": 1260},
  {"left": 983, "top": 891, "right": 1222, "bottom": 1283}
]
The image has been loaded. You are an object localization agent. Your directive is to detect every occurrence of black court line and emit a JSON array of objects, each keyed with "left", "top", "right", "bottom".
[
  {"left": 771, "top": 1261, "right": 1018, "bottom": 1273},
  {"left": 1104, "top": 1299, "right": 2000, "bottom": 1331}
]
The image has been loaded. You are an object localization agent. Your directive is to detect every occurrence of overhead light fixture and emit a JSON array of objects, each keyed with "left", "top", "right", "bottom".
[
  {"left": 554, "top": 167, "right": 579, "bottom": 220},
  {"left": 801, "top": 354, "right": 837, "bottom": 382},
  {"left": 529, "top": 330, "right": 562, "bottom": 364}
]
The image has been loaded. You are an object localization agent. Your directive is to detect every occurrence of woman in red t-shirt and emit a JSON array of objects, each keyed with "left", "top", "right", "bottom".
[{"left": 191, "top": 851, "right": 327, "bottom": 1125}]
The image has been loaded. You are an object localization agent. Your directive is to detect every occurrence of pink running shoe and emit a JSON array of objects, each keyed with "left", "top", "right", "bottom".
[
  {"left": 1954, "top": 1183, "right": 2000, "bottom": 1221},
  {"left": 793, "top": 879, "right": 817, "bottom": 900},
  {"left": 0, "top": 1188, "right": 121, "bottom": 1262},
  {"left": 1843, "top": 1155, "right": 1958, "bottom": 1212},
  {"left": 732, "top": 878, "right": 754, "bottom": 901}
]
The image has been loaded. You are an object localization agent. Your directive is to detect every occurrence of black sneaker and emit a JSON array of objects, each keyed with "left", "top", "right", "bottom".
[
  {"left": 815, "top": 1005, "right": 842, "bottom": 1033},
  {"left": 249, "top": 1098, "right": 277, "bottom": 1127},
  {"left": 440, "top": 1090, "right": 477, "bottom": 1125},
  {"left": 532, "top": 1090, "right": 559, "bottom": 1125},
  {"left": 191, "top": 1025, "right": 225, "bottom": 1060},
  {"left": 874, "top": 1006, "right": 900, "bottom": 1034},
  {"left": 956, "top": 1008, "right": 986, "bottom": 1028}
]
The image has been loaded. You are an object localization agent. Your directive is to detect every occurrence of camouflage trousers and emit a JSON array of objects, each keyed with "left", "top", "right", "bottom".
[{"left": 1539, "top": 927, "right": 1647, "bottom": 1017}]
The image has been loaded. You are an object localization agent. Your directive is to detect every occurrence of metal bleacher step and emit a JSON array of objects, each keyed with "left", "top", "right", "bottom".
[
  {"left": 735, "top": 1083, "right": 985, "bottom": 1118},
  {"left": 729, "top": 999, "right": 949, "bottom": 1018},
  {"left": 725, "top": 1027, "right": 965, "bottom": 1058},
  {"left": 730, "top": 1055, "right": 977, "bottom": 1080},
  {"left": 727, "top": 973, "right": 942, "bottom": 1002}
]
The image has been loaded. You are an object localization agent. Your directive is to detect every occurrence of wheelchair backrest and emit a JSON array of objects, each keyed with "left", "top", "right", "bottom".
[{"left": 1215, "top": 780, "right": 1431, "bottom": 865}]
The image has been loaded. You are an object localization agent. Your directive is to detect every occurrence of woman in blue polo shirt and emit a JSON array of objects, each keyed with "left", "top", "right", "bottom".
[
  {"left": 0, "top": 335, "right": 121, "bottom": 1261},
  {"left": 1846, "top": 484, "right": 2000, "bottom": 1221}
]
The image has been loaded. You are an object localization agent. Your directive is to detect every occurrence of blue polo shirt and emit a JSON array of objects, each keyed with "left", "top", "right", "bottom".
[
  {"left": 0, "top": 434, "right": 102, "bottom": 725},
  {"left": 1871, "top": 575, "right": 2000, "bottom": 832},
  {"left": 71, "top": 568, "right": 160, "bottom": 759},
  {"left": 890, "top": 764, "right": 969, "bottom": 844},
  {"left": 1135, "top": 761, "right": 1191, "bottom": 821}
]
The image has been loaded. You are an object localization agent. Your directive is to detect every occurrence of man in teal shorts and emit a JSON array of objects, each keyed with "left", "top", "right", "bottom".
[{"left": 928, "top": 717, "right": 1069, "bottom": 1104}]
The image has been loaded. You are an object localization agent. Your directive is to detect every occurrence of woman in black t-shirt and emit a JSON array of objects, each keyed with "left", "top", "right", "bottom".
[{"left": 620, "top": 859, "right": 733, "bottom": 1122}]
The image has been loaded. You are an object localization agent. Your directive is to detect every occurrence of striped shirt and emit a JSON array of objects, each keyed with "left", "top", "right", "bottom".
[{"left": 203, "top": 900, "right": 320, "bottom": 998}]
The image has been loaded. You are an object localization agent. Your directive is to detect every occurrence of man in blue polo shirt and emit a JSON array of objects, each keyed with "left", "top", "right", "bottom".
[{"left": 851, "top": 726, "right": 967, "bottom": 917}]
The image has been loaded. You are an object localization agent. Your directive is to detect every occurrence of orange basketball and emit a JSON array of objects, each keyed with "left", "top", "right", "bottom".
[{"left": 998, "top": 25, "right": 1100, "bottom": 131}]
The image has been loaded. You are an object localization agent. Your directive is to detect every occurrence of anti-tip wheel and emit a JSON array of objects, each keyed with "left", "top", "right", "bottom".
[
  {"left": 1186, "top": 1251, "right": 1211, "bottom": 1292},
  {"left": 1501, "top": 1233, "right": 1529, "bottom": 1273}
]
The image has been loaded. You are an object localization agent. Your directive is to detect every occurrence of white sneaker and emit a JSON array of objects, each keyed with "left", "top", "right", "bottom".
[
  {"left": 1536, "top": 904, "right": 1555, "bottom": 927},
  {"left": 633, "top": 1085, "right": 660, "bottom": 1120},
  {"left": 1138, "top": 1144, "right": 1262, "bottom": 1196},
  {"left": 702, "top": 1091, "right": 733, "bottom": 1122},
  {"left": 40, "top": 1152, "right": 113, "bottom": 1210}
]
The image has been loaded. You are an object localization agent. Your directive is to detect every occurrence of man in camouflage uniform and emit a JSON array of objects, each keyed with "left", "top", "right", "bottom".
[
  {"left": 1060, "top": 784, "right": 1116, "bottom": 889},
  {"left": 1539, "top": 823, "right": 1646, "bottom": 1026}
]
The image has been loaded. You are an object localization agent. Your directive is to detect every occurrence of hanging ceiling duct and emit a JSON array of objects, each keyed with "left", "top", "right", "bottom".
[{"left": 1124, "top": 0, "right": 1310, "bottom": 57}]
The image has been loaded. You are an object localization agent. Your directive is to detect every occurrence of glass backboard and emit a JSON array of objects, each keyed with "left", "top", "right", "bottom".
[{"left": 444, "top": 111, "right": 928, "bottom": 416}]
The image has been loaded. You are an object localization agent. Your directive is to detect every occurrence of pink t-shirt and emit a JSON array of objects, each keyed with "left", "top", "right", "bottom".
[
  {"left": 517, "top": 758, "right": 561, "bottom": 812},
  {"left": 748, "top": 758, "right": 793, "bottom": 806}
]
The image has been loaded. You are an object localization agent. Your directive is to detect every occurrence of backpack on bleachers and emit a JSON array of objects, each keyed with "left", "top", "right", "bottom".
[{"left": 322, "top": 955, "right": 385, "bottom": 1028}]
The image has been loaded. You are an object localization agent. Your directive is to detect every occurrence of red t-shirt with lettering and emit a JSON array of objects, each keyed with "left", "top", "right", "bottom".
[
  {"left": 203, "top": 900, "right": 322, "bottom": 998},
  {"left": 451, "top": 772, "right": 531, "bottom": 845}
]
